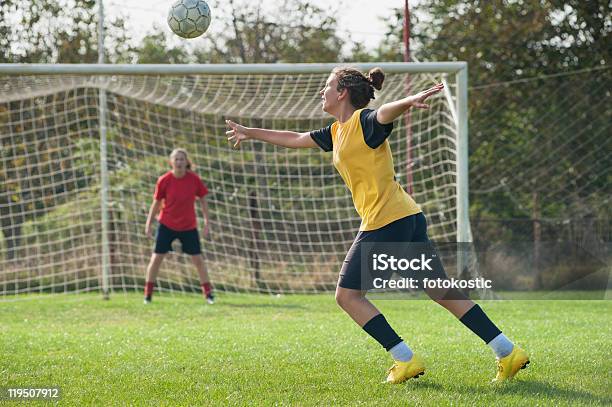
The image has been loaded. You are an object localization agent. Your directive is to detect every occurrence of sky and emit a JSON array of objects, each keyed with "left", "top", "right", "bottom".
[{"left": 104, "top": 0, "right": 406, "bottom": 52}]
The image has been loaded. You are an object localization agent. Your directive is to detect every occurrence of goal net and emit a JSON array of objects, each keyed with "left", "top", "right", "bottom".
[{"left": 0, "top": 63, "right": 470, "bottom": 297}]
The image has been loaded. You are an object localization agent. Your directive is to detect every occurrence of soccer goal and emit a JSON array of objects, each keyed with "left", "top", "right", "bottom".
[{"left": 0, "top": 62, "right": 469, "bottom": 297}]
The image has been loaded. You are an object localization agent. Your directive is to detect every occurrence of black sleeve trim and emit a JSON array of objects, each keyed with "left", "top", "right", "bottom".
[
  {"left": 309, "top": 125, "right": 333, "bottom": 152},
  {"left": 360, "top": 109, "right": 394, "bottom": 149}
]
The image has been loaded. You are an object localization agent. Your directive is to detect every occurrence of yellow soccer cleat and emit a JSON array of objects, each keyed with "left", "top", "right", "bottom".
[
  {"left": 386, "top": 354, "right": 425, "bottom": 384},
  {"left": 492, "top": 346, "right": 530, "bottom": 383}
]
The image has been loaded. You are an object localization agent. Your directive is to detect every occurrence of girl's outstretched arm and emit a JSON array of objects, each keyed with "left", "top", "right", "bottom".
[
  {"left": 225, "top": 120, "right": 317, "bottom": 149},
  {"left": 376, "top": 83, "right": 445, "bottom": 124}
]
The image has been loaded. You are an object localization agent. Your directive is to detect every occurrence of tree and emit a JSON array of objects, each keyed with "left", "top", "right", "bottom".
[
  {"left": 0, "top": 0, "right": 132, "bottom": 63},
  {"left": 134, "top": 30, "right": 191, "bottom": 64},
  {"left": 0, "top": 0, "right": 134, "bottom": 259},
  {"left": 412, "top": 0, "right": 609, "bottom": 79},
  {"left": 191, "top": 0, "right": 345, "bottom": 63},
  {"left": 383, "top": 1, "right": 610, "bottom": 222}
]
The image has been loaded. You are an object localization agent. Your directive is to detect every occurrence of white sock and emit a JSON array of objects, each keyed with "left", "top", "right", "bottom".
[
  {"left": 389, "top": 341, "right": 413, "bottom": 362},
  {"left": 488, "top": 333, "right": 514, "bottom": 358}
]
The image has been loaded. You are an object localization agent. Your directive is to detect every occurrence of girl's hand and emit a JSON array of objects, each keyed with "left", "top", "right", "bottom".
[
  {"left": 145, "top": 223, "right": 153, "bottom": 239},
  {"left": 202, "top": 223, "right": 209, "bottom": 239},
  {"left": 407, "top": 83, "right": 444, "bottom": 109},
  {"left": 225, "top": 119, "right": 250, "bottom": 148}
]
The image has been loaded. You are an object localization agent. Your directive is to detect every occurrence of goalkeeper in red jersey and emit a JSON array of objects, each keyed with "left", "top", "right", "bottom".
[
  {"left": 225, "top": 67, "right": 529, "bottom": 384},
  {"left": 144, "top": 148, "right": 214, "bottom": 304}
]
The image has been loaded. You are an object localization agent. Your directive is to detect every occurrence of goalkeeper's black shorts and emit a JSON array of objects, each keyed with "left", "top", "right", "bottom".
[{"left": 154, "top": 222, "right": 202, "bottom": 255}]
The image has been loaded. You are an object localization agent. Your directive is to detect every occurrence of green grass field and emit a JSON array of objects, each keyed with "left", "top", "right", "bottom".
[{"left": 1, "top": 293, "right": 611, "bottom": 405}]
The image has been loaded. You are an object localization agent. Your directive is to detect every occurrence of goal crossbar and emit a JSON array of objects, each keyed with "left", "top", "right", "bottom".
[{"left": 0, "top": 62, "right": 467, "bottom": 75}]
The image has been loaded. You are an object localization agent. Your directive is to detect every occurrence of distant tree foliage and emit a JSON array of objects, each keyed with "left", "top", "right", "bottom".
[
  {"left": 0, "top": 0, "right": 132, "bottom": 63},
  {"left": 382, "top": 1, "right": 611, "bottom": 228}
]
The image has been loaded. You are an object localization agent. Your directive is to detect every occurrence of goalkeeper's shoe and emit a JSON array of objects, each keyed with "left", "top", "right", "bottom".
[
  {"left": 206, "top": 294, "right": 215, "bottom": 305},
  {"left": 492, "top": 346, "right": 529, "bottom": 383},
  {"left": 386, "top": 354, "right": 425, "bottom": 384},
  {"left": 144, "top": 296, "right": 152, "bottom": 304}
]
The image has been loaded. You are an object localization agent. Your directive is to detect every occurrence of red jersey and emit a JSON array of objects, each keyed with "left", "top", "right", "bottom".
[{"left": 154, "top": 171, "right": 208, "bottom": 231}]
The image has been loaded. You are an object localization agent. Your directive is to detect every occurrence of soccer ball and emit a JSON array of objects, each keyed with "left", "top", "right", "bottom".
[{"left": 168, "top": 0, "right": 211, "bottom": 39}]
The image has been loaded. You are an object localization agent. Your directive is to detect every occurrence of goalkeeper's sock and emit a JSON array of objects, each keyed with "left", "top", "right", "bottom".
[
  {"left": 201, "top": 282, "right": 212, "bottom": 297},
  {"left": 144, "top": 281, "right": 155, "bottom": 299}
]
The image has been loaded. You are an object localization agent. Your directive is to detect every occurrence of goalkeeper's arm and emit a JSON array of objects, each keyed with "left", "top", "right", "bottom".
[{"left": 145, "top": 199, "right": 162, "bottom": 238}]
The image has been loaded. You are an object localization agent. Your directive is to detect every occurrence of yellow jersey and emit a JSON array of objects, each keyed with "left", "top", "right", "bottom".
[{"left": 310, "top": 108, "right": 421, "bottom": 231}]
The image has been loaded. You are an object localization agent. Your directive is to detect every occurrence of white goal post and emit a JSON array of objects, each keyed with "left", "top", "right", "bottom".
[{"left": 0, "top": 62, "right": 470, "bottom": 297}]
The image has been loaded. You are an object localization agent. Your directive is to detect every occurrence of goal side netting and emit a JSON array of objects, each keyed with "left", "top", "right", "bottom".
[{"left": 0, "top": 63, "right": 471, "bottom": 297}]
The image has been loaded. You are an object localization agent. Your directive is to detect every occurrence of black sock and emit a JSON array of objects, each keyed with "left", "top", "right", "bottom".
[
  {"left": 459, "top": 305, "right": 502, "bottom": 343},
  {"left": 362, "top": 314, "right": 403, "bottom": 351}
]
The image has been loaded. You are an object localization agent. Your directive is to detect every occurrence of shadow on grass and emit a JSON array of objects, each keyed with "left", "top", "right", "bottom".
[
  {"left": 491, "top": 379, "right": 612, "bottom": 405},
  {"left": 407, "top": 379, "right": 445, "bottom": 391},
  {"left": 441, "top": 378, "right": 609, "bottom": 405}
]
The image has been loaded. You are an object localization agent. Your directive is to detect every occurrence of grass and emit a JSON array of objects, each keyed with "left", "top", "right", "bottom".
[{"left": 1, "top": 292, "right": 611, "bottom": 405}]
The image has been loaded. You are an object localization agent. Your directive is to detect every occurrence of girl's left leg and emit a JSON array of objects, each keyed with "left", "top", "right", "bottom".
[
  {"left": 335, "top": 285, "right": 415, "bottom": 361},
  {"left": 190, "top": 254, "right": 214, "bottom": 303},
  {"left": 335, "top": 219, "right": 427, "bottom": 383},
  {"left": 335, "top": 284, "right": 424, "bottom": 384},
  {"left": 180, "top": 228, "right": 214, "bottom": 304}
]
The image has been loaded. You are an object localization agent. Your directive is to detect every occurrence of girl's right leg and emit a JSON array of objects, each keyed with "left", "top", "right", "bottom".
[
  {"left": 415, "top": 214, "right": 529, "bottom": 382},
  {"left": 145, "top": 223, "right": 174, "bottom": 303},
  {"left": 144, "top": 253, "right": 165, "bottom": 303},
  {"left": 425, "top": 283, "right": 529, "bottom": 382}
]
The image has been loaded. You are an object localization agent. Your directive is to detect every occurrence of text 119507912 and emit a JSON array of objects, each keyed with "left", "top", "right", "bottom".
[{"left": 1, "top": 387, "right": 61, "bottom": 400}]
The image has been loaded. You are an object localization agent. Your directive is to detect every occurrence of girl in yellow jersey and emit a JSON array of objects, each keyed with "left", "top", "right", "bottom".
[{"left": 225, "top": 67, "right": 529, "bottom": 384}]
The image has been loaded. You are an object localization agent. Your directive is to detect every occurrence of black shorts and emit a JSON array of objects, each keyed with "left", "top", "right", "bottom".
[
  {"left": 154, "top": 223, "right": 202, "bottom": 255},
  {"left": 338, "top": 213, "right": 448, "bottom": 290}
]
